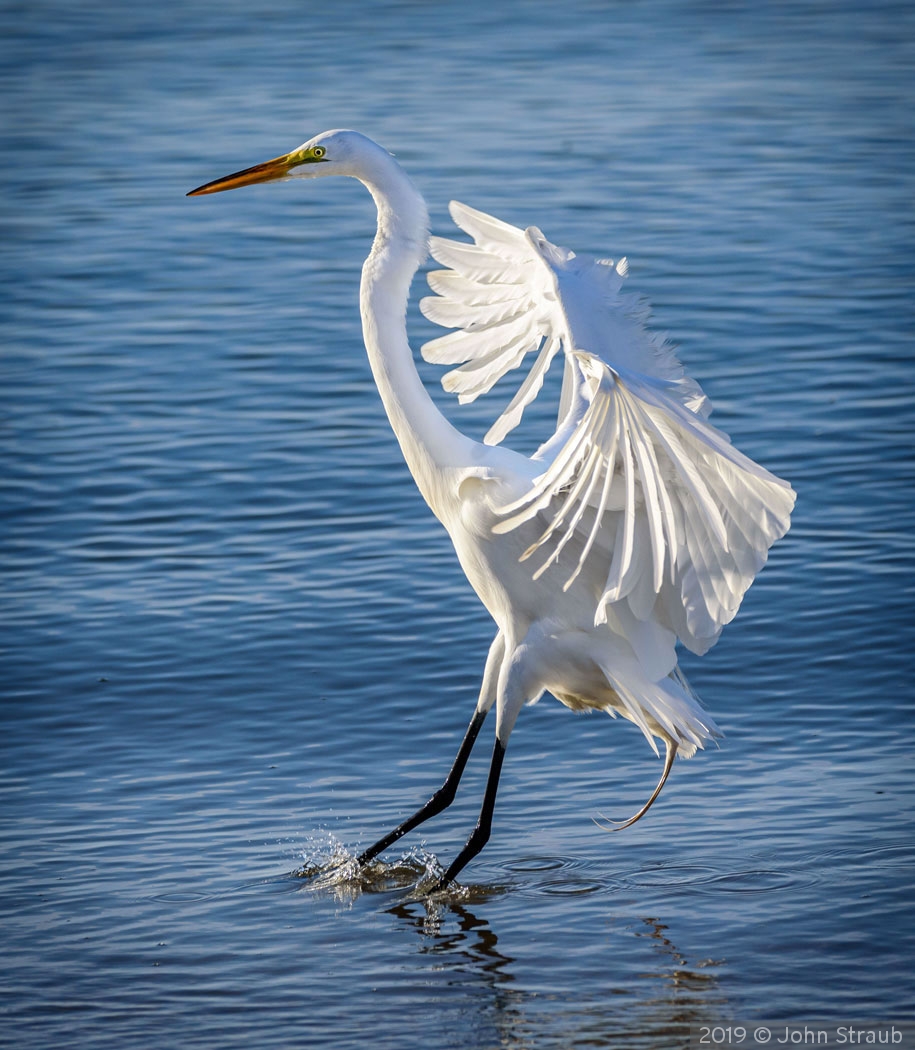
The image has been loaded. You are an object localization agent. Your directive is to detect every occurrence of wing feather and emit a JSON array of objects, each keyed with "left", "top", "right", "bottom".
[
  {"left": 529, "top": 445, "right": 605, "bottom": 578},
  {"left": 442, "top": 336, "right": 534, "bottom": 403},
  {"left": 619, "top": 394, "right": 665, "bottom": 593},
  {"left": 420, "top": 292, "right": 529, "bottom": 332},
  {"left": 421, "top": 201, "right": 708, "bottom": 443},
  {"left": 484, "top": 335, "right": 560, "bottom": 447},
  {"left": 420, "top": 202, "right": 793, "bottom": 651},
  {"left": 426, "top": 269, "right": 526, "bottom": 305},
  {"left": 564, "top": 415, "right": 620, "bottom": 588},
  {"left": 493, "top": 352, "right": 795, "bottom": 652},
  {"left": 606, "top": 403, "right": 638, "bottom": 601},
  {"left": 427, "top": 236, "right": 520, "bottom": 283},
  {"left": 422, "top": 315, "right": 542, "bottom": 367}
]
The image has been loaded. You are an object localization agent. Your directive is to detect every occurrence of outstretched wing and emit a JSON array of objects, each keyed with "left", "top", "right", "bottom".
[
  {"left": 420, "top": 201, "right": 707, "bottom": 446},
  {"left": 493, "top": 352, "right": 796, "bottom": 655}
]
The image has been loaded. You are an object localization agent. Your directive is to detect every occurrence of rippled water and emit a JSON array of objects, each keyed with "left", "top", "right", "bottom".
[{"left": 2, "top": 1, "right": 913, "bottom": 1047}]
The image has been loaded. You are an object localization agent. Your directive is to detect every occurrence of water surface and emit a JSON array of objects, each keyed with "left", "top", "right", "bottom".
[{"left": 2, "top": 2, "right": 913, "bottom": 1047}]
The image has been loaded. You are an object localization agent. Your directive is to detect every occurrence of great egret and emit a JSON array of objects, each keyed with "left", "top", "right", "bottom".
[{"left": 188, "top": 130, "right": 794, "bottom": 890}]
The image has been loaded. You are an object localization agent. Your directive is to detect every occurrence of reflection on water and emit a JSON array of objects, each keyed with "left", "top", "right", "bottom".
[
  {"left": 294, "top": 845, "right": 730, "bottom": 1048},
  {"left": 389, "top": 895, "right": 731, "bottom": 1049},
  {"left": 390, "top": 898, "right": 528, "bottom": 1050}
]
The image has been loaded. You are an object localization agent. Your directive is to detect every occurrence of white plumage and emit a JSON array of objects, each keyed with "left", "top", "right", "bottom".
[{"left": 188, "top": 130, "right": 795, "bottom": 889}]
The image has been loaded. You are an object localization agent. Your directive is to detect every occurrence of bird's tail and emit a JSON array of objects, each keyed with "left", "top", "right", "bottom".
[{"left": 598, "top": 657, "right": 721, "bottom": 760}]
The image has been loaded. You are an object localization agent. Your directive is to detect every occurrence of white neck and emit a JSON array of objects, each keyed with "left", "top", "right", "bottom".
[{"left": 356, "top": 156, "right": 475, "bottom": 515}]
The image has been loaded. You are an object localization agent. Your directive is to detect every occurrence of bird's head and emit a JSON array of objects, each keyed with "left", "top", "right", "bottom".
[{"left": 186, "top": 129, "right": 384, "bottom": 197}]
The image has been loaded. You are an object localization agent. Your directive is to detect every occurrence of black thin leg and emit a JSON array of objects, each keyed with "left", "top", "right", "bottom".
[
  {"left": 432, "top": 737, "right": 506, "bottom": 891},
  {"left": 357, "top": 707, "right": 488, "bottom": 867}
]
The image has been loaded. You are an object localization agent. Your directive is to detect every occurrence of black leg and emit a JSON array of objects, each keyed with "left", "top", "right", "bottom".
[
  {"left": 357, "top": 707, "right": 489, "bottom": 867},
  {"left": 432, "top": 737, "right": 506, "bottom": 891}
]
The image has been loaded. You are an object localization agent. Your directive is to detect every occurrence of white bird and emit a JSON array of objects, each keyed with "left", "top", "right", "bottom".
[{"left": 188, "top": 130, "right": 795, "bottom": 890}]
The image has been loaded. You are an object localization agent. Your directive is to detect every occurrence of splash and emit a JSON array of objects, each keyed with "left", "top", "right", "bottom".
[{"left": 292, "top": 833, "right": 452, "bottom": 899}]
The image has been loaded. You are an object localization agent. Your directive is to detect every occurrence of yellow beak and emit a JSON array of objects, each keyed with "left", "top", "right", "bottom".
[{"left": 187, "top": 151, "right": 300, "bottom": 197}]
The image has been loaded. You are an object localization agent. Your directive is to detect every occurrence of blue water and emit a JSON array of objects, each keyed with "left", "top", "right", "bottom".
[{"left": 2, "top": 1, "right": 913, "bottom": 1047}]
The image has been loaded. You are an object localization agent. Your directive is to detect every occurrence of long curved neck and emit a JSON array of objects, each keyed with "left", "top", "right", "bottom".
[{"left": 358, "top": 157, "right": 475, "bottom": 514}]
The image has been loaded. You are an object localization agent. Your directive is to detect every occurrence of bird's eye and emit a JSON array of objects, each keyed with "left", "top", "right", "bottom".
[{"left": 312, "top": 146, "right": 326, "bottom": 159}]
